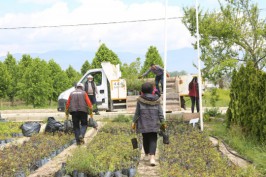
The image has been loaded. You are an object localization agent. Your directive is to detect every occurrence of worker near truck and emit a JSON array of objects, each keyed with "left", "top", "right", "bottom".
[
  {"left": 132, "top": 82, "right": 166, "bottom": 166},
  {"left": 65, "top": 83, "right": 93, "bottom": 145},
  {"left": 85, "top": 75, "right": 100, "bottom": 115},
  {"left": 139, "top": 63, "right": 169, "bottom": 94}
]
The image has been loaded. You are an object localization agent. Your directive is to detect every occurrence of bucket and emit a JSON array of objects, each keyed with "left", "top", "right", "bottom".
[{"left": 131, "top": 138, "right": 138, "bottom": 149}]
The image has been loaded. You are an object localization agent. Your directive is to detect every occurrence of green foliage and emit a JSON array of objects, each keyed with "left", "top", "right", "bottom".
[
  {"left": 81, "top": 60, "right": 91, "bottom": 75},
  {"left": 121, "top": 57, "right": 141, "bottom": 79},
  {"left": 17, "top": 58, "right": 53, "bottom": 107},
  {"left": 0, "top": 133, "right": 73, "bottom": 176},
  {"left": 182, "top": 0, "right": 266, "bottom": 82},
  {"left": 0, "top": 62, "right": 11, "bottom": 99},
  {"left": 209, "top": 88, "right": 219, "bottom": 107},
  {"left": 140, "top": 46, "right": 164, "bottom": 78},
  {"left": 0, "top": 122, "right": 22, "bottom": 139},
  {"left": 65, "top": 65, "right": 81, "bottom": 87},
  {"left": 66, "top": 122, "right": 140, "bottom": 175},
  {"left": 48, "top": 60, "right": 70, "bottom": 102},
  {"left": 112, "top": 114, "right": 132, "bottom": 123},
  {"left": 204, "top": 107, "right": 221, "bottom": 118},
  {"left": 91, "top": 43, "right": 122, "bottom": 69},
  {"left": 159, "top": 121, "right": 257, "bottom": 177},
  {"left": 206, "top": 121, "right": 266, "bottom": 175},
  {"left": 202, "top": 88, "right": 230, "bottom": 107},
  {"left": 169, "top": 70, "right": 187, "bottom": 77},
  {"left": 227, "top": 61, "right": 266, "bottom": 143},
  {"left": 3, "top": 53, "right": 18, "bottom": 104},
  {"left": 122, "top": 57, "right": 143, "bottom": 92}
]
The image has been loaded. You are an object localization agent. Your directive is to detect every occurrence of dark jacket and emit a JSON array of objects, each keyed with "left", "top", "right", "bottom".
[
  {"left": 65, "top": 88, "right": 92, "bottom": 114},
  {"left": 84, "top": 80, "right": 97, "bottom": 96},
  {"left": 133, "top": 94, "right": 165, "bottom": 133},
  {"left": 142, "top": 65, "right": 164, "bottom": 77}
]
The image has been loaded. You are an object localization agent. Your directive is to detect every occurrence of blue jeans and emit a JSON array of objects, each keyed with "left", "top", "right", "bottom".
[
  {"left": 88, "top": 95, "right": 98, "bottom": 113},
  {"left": 155, "top": 74, "right": 164, "bottom": 94}
]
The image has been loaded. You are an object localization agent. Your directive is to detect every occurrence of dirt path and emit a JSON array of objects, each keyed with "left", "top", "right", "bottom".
[
  {"left": 28, "top": 122, "right": 104, "bottom": 177},
  {"left": 137, "top": 148, "right": 160, "bottom": 177}
]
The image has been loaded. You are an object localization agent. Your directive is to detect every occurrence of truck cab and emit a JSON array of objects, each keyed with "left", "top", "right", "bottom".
[{"left": 57, "top": 62, "right": 127, "bottom": 112}]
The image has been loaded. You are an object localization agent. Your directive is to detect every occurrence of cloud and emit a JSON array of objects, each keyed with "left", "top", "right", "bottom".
[
  {"left": 0, "top": 0, "right": 194, "bottom": 55},
  {"left": 17, "top": 0, "right": 59, "bottom": 5}
]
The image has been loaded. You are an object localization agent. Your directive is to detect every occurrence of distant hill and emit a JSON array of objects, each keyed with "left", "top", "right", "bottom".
[{"left": 0, "top": 48, "right": 198, "bottom": 74}]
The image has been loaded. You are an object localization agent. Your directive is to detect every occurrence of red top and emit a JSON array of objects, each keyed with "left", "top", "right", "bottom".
[{"left": 188, "top": 82, "right": 199, "bottom": 97}]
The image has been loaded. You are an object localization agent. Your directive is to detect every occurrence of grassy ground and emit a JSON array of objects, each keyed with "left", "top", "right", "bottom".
[
  {"left": 184, "top": 88, "right": 230, "bottom": 108},
  {"left": 0, "top": 101, "right": 57, "bottom": 110},
  {"left": 205, "top": 120, "right": 266, "bottom": 176}
]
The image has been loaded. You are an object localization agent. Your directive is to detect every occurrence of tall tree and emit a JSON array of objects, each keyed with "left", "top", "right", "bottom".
[
  {"left": 182, "top": 0, "right": 266, "bottom": 82},
  {"left": 0, "top": 62, "right": 11, "bottom": 100},
  {"left": 17, "top": 58, "right": 52, "bottom": 107},
  {"left": 3, "top": 53, "right": 18, "bottom": 105},
  {"left": 48, "top": 59, "right": 70, "bottom": 104},
  {"left": 81, "top": 60, "right": 91, "bottom": 75},
  {"left": 122, "top": 57, "right": 141, "bottom": 79},
  {"left": 140, "top": 46, "right": 164, "bottom": 78},
  {"left": 91, "top": 43, "right": 121, "bottom": 68},
  {"left": 17, "top": 54, "right": 33, "bottom": 104},
  {"left": 66, "top": 65, "right": 81, "bottom": 86}
]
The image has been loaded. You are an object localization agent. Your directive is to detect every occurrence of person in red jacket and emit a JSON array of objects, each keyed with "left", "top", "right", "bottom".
[
  {"left": 188, "top": 77, "right": 199, "bottom": 113},
  {"left": 65, "top": 83, "right": 93, "bottom": 145}
]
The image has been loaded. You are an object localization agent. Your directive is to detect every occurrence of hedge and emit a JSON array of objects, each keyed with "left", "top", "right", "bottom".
[{"left": 227, "top": 61, "right": 266, "bottom": 142}]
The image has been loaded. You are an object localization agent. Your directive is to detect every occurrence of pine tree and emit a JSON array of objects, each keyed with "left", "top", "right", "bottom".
[
  {"left": 140, "top": 46, "right": 164, "bottom": 78},
  {"left": 91, "top": 43, "right": 121, "bottom": 69}
]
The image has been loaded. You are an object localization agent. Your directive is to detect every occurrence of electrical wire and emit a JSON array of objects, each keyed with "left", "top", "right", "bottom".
[
  {"left": 0, "top": 7, "right": 265, "bottom": 30},
  {"left": 0, "top": 16, "right": 182, "bottom": 30}
]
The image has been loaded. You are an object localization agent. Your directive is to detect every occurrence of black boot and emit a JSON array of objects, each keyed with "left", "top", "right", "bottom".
[
  {"left": 80, "top": 125, "right": 87, "bottom": 138},
  {"left": 74, "top": 129, "right": 80, "bottom": 145},
  {"left": 79, "top": 126, "right": 87, "bottom": 144}
]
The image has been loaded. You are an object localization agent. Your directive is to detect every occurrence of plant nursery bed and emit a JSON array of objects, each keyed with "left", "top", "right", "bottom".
[
  {"left": 62, "top": 122, "right": 141, "bottom": 177},
  {"left": 158, "top": 121, "right": 259, "bottom": 177},
  {"left": 0, "top": 133, "right": 74, "bottom": 177},
  {"left": 0, "top": 122, "right": 24, "bottom": 146}
]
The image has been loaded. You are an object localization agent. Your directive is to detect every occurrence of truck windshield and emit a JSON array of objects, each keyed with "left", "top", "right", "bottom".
[{"left": 81, "top": 72, "right": 102, "bottom": 86}]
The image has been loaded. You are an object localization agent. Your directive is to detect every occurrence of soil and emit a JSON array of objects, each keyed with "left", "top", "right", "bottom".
[{"left": 137, "top": 148, "right": 160, "bottom": 177}]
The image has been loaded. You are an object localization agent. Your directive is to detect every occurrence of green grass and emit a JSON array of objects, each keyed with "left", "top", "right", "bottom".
[
  {"left": 205, "top": 121, "right": 266, "bottom": 176},
  {"left": 202, "top": 88, "right": 230, "bottom": 107},
  {"left": 0, "top": 101, "right": 58, "bottom": 110},
  {"left": 184, "top": 88, "right": 230, "bottom": 108}
]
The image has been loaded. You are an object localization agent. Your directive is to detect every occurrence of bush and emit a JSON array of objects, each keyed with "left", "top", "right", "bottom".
[
  {"left": 228, "top": 62, "right": 266, "bottom": 143},
  {"left": 0, "top": 133, "right": 73, "bottom": 176},
  {"left": 66, "top": 123, "right": 140, "bottom": 176},
  {"left": 159, "top": 120, "right": 258, "bottom": 177},
  {"left": 112, "top": 115, "right": 132, "bottom": 123}
]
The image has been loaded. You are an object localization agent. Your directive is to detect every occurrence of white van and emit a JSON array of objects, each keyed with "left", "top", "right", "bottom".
[{"left": 57, "top": 62, "right": 127, "bottom": 112}]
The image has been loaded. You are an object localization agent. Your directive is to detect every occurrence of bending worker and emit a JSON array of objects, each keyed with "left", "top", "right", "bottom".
[{"left": 139, "top": 63, "right": 169, "bottom": 94}]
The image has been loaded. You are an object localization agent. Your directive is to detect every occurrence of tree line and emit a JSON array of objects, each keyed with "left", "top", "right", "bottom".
[{"left": 0, "top": 44, "right": 166, "bottom": 107}]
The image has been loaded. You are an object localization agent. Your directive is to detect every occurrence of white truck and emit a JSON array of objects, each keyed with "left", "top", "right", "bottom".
[{"left": 57, "top": 62, "right": 127, "bottom": 112}]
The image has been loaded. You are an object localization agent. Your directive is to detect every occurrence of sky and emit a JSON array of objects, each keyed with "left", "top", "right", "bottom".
[{"left": 0, "top": 0, "right": 265, "bottom": 73}]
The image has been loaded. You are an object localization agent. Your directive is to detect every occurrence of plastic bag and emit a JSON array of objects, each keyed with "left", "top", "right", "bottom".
[
  {"left": 158, "top": 130, "right": 170, "bottom": 144},
  {"left": 64, "top": 120, "right": 73, "bottom": 133},
  {"left": 21, "top": 122, "right": 41, "bottom": 137},
  {"left": 45, "top": 117, "right": 64, "bottom": 133},
  {"left": 88, "top": 118, "right": 98, "bottom": 129}
]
